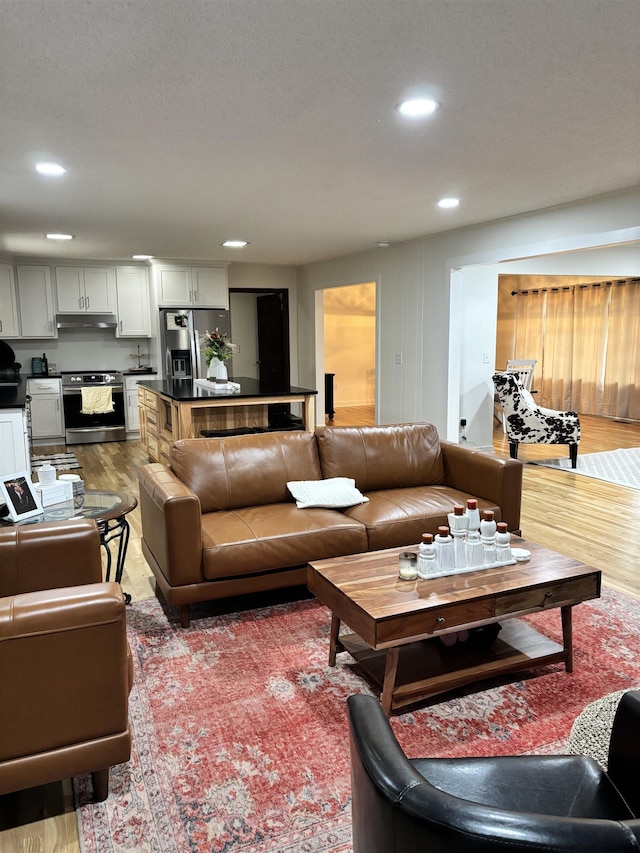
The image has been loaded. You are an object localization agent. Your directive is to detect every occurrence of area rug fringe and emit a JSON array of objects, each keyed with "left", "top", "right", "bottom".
[
  {"left": 75, "top": 588, "right": 640, "bottom": 853},
  {"left": 530, "top": 446, "right": 640, "bottom": 490}
]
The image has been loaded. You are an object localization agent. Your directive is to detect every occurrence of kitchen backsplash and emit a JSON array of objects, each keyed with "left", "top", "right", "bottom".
[{"left": 10, "top": 328, "right": 155, "bottom": 374}]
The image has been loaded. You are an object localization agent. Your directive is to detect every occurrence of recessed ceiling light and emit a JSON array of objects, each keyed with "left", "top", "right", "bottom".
[
  {"left": 45, "top": 232, "right": 74, "bottom": 240},
  {"left": 437, "top": 197, "right": 460, "bottom": 209},
  {"left": 222, "top": 240, "right": 249, "bottom": 248},
  {"left": 397, "top": 98, "right": 440, "bottom": 118},
  {"left": 377, "top": 241, "right": 390, "bottom": 248},
  {"left": 36, "top": 162, "right": 66, "bottom": 176},
  {"left": 132, "top": 254, "right": 154, "bottom": 260}
]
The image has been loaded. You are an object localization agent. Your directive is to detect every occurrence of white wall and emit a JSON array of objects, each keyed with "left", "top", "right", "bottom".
[
  {"left": 10, "top": 329, "right": 152, "bottom": 375},
  {"left": 228, "top": 292, "right": 259, "bottom": 378},
  {"left": 457, "top": 266, "right": 498, "bottom": 450},
  {"left": 297, "top": 188, "right": 640, "bottom": 442}
]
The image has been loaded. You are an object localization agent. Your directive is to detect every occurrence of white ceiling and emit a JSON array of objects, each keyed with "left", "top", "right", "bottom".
[{"left": 1, "top": 0, "right": 639, "bottom": 267}]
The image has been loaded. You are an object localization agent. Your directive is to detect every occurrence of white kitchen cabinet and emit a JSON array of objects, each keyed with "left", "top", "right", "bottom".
[
  {"left": 0, "top": 408, "right": 30, "bottom": 476},
  {"left": 0, "top": 264, "right": 20, "bottom": 338},
  {"left": 191, "top": 267, "right": 228, "bottom": 308},
  {"left": 15, "top": 266, "right": 57, "bottom": 338},
  {"left": 55, "top": 266, "right": 116, "bottom": 313},
  {"left": 115, "top": 267, "right": 151, "bottom": 337},
  {"left": 156, "top": 265, "right": 228, "bottom": 308},
  {"left": 124, "top": 375, "right": 142, "bottom": 433},
  {"left": 27, "top": 378, "right": 64, "bottom": 441}
]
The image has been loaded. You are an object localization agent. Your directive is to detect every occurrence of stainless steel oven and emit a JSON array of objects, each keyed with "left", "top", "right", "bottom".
[{"left": 62, "top": 371, "right": 126, "bottom": 444}]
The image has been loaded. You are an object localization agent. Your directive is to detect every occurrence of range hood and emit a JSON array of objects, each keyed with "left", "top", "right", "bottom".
[{"left": 56, "top": 313, "right": 118, "bottom": 329}]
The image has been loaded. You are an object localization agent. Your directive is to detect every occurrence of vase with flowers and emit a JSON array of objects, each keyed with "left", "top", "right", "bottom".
[{"left": 201, "top": 329, "right": 238, "bottom": 383}]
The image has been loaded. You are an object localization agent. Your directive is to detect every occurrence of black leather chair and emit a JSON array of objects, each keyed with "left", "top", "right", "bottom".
[{"left": 347, "top": 692, "right": 640, "bottom": 852}]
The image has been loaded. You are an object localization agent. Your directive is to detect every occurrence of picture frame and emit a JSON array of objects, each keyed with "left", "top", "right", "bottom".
[{"left": 0, "top": 471, "right": 43, "bottom": 522}]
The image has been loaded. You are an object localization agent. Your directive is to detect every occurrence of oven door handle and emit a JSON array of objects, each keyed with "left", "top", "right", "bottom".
[{"left": 63, "top": 385, "right": 124, "bottom": 395}]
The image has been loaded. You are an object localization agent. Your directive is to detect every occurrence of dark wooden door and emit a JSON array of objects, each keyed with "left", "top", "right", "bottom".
[{"left": 257, "top": 292, "right": 289, "bottom": 388}]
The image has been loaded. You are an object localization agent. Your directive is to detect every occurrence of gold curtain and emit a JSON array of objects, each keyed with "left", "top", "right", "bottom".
[
  {"left": 514, "top": 291, "right": 544, "bottom": 370},
  {"left": 570, "top": 285, "right": 609, "bottom": 414},
  {"left": 603, "top": 282, "right": 640, "bottom": 419},
  {"left": 512, "top": 278, "right": 639, "bottom": 419}
]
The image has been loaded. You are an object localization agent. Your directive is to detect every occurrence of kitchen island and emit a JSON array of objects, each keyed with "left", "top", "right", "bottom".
[{"left": 137, "top": 377, "right": 317, "bottom": 464}]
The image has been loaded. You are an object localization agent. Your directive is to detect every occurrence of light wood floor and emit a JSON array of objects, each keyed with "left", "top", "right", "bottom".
[{"left": 2, "top": 408, "right": 639, "bottom": 851}]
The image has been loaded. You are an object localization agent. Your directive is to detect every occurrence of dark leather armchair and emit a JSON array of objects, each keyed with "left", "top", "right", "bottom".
[
  {"left": 0, "top": 582, "right": 132, "bottom": 802},
  {"left": 347, "top": 692, "right": 640, "bottom": 852}
]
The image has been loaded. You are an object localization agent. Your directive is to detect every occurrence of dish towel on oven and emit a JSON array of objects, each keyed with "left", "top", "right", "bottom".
[{"left": 80, "top": 386, "right": 114, "bottom": 414}]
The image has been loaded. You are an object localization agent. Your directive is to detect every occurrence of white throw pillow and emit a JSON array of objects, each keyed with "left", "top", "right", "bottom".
[{"left": 287, "top": 477, "right": 369, "bottom": 509}]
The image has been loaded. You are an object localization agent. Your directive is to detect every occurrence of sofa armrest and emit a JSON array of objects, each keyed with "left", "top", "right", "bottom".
[
  {"left": 0, "top": 518, "right": 102, "bottom": 597},
  {"left": 440, "top": 441, "right": 523, "bottom": 532},
  {"left": 138, "top": 463, "right": 203, "bottom": 587},
  {"left": 0, "top": 583, "right": 130, "bottom": 772},
  {"left": 607, "top": 690, "right": 640, "bottom": 815}
]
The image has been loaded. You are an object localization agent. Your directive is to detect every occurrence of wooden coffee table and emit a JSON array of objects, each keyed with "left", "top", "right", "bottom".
[{"left": 308, "top": 540, "right": 601, "bottom": 715}]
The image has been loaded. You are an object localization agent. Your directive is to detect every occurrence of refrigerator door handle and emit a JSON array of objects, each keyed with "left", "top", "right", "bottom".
[{"left": 193, "top": 327, "right": 203, "bottom": 379}]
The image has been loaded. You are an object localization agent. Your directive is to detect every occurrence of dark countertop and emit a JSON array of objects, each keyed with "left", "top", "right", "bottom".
[
  {"left": 0, "top": 377, "right": 27, "bottom": 409},
  {"left": 123, "top": 369, "right": 157, "bottom": 376},
  {"left": 137, "top": 376, "right": 318, "bottom": 402}
]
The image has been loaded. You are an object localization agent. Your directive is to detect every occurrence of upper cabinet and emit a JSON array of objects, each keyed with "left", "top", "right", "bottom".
[
  {"left": 115, "top": 267, "right": 151, "bottom": 337},
  {"left": 0, "top": 264, "right": 20, "bottom": 338},
  {"left": 191, "top": 267, "right": 228, "bottom": 308},
  {"left": 15, "top": 265, "right": 57, "bottom": 338},
  {"left": 55, "top": 266, "right": 116, "bottom": 313},
  {"left": 156, "top": 265, "right": 228, "bottom": 308}
]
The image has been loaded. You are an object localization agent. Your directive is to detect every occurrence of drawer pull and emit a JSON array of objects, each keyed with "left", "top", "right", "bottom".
[
  {"left": 544, "top": 591, "right": 553, "bottom": 599},
  {"left": 436, "top": 616, "right": 445, "bottom": 625}
]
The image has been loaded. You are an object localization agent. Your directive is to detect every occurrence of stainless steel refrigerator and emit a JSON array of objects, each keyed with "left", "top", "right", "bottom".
[{"left": 159, "top": 308, "right": 231, "bottom": 380}]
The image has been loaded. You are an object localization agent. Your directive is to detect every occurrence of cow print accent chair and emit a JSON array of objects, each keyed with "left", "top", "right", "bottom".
[{"left": 493, "top": 371, "right": 581, "bottom": 468}]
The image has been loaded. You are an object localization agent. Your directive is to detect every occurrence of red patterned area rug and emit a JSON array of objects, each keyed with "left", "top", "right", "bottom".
[{"left": 75, "top": 586, "right": 640, "bottom": 853}]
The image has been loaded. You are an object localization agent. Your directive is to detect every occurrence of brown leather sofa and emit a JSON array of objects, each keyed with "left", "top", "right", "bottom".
[
  {"left": 139, "top": 422, "right": 523, "bottom": 627},
  {"left": 0, "top": 583, "right": 132, "bottom": 802}
]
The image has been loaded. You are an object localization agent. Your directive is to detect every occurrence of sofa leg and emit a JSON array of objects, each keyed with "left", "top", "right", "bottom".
[
  {"left": 180, "top": 604, "right": 191, "bottom": 628},
  {"left": 92, "top": 767, "right": 109, "bottom": 802},
  {"left": 509, "top": 442, "right": 519, "bottom": 460},
  {"left": 569, "top": 444, "right": 578, "bottom": 469}
]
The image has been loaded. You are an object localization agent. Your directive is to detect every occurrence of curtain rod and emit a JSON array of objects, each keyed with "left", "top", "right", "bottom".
[{"left": 511, "top": 277, "right": 639, "bottom": 296}]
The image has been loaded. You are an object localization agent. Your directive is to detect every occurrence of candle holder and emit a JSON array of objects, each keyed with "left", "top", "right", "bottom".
[{"left": 398, "top": 551, "right": 418, "bottom": 580}]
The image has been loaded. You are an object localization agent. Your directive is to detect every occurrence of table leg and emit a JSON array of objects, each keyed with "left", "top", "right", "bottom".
[
  {"left": 381, "top": 647, "right": 400, "bottom": 717},
  {"left": 304, "top": 395, "right": 316, "bottom": 432},
  {"left": 101, "top": 536, "right": 113, "bottom": 583},
  {"left": 329, "top": 613, "right": 341, "bottom": 666},
  {"left": 100, "top": 516, "right": 132, "bottom": 605},
  {"left": 561, "top": 605, "right": 573, "bottom": 673}
]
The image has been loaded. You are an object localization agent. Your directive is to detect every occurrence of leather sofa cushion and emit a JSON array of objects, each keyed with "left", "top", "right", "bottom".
[
  {"left": 344, "top": 486, "right": 502, "bottom": 551},
  {"left": 201, "top": 504, "right": 368, "bottom": 579},
  {"left": 413, "top": 755, "right": 634, "bottom": 820},
  {"left": 317, "top": 423, "right": 445, "bottom": 493},
  {"left": 170, "top": 431, "right": 322, "bottom": 513}
]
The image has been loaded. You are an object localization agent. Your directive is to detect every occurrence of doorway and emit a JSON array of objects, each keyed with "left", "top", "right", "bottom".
[
  {"left": 229, "top": 287, "right": 294, "bottom": 426},
  {"left": 322, "top": 282, "right": 376, "bottom": 425},
  {"left": 229, "top": 288, "right": 290, "bottom": 384}
]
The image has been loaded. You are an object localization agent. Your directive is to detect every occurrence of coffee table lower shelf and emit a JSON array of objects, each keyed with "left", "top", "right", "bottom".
[{"left": 338, "top": 620, "right": 565, "bottom": 713}]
